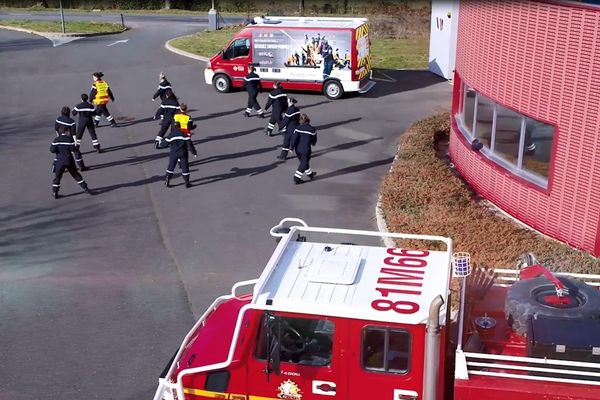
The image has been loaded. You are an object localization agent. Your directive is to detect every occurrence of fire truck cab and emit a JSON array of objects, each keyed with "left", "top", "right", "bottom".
[
  {"left": 154, "top": 219, "right": 452, "bottom": 400},
  {"left": 154, "top": 219, "right": 600, "bottom": 400}
]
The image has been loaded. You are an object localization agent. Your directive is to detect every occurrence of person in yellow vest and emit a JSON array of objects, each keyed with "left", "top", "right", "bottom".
[
  {"left": 159, "top": 103, "right": 197, "bottom": 188},
  {"left": 172, "top": 103, "right": 196, "bottom": 136},
  {"left": 89, "top": 72, "right": 116, "bottom": 127}
]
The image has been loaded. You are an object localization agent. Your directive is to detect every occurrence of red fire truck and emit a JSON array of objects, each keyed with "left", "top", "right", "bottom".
[
  {"left": 203, "top": 17, "right": 375, "bottom": 100},
  {"left": 153, "top": 218, "right": 600, "bottom": 400}
]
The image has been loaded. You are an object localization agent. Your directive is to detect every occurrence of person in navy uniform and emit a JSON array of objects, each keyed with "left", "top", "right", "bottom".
[
  {"left": 278, "top": 97, "right": 300, "bottom": 160},
  {"left": 51, "top": 126, "right": 92, "bottom": 199},
  {"left": 160, "top": 103, "right": 197, "bottom": 188},
  {"left": 55, "top": 106, "right": 88, "bottom": 171},
  {"left": 72, "top": 93, "right": 101, "bottom": 153},
  {"left": 152, "top": 72, "right": 172, "bottom": 117},
  {"left": 154, "top": 88, "right": 180, "bottom": 148},
  {"left": 243, "top": 65, "right": 264, "bottom": 118},
  {"left": 264, "top": 81, "right": 288, "bottom": 136},
  {"left": 290, "top": 113, "right": 317, "bottom": 184}
]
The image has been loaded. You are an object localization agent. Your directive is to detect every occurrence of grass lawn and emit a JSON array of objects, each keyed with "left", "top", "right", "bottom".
[
  {"left": 170, "top": 25, "right": 429, "bottom": 70},
  {"left": 0, "top": 19, "right": 125, "bottom": 33},
  {"left": 380, "top": 113, "right": 599, "bottom": 273}
]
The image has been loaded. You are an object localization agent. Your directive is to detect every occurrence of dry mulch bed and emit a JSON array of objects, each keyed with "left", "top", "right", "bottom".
[{"left": 380, "top": 113, "right": 599, "bottom": 273}]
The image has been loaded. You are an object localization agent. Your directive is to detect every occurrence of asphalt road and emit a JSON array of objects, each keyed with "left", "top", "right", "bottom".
[{"left": 0, "top": 13, "right": 451, "bottom": 400}]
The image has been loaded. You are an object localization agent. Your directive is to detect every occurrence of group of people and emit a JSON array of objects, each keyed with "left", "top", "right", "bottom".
[
  {"left": 244, "top": 64, "right": 318, "bottom": 184},
  {"left": 50, "top": 65, "right": 321, "bottom": 199},
  {"left": 51, "top": 71, "right": 116, "bottom": 199}
]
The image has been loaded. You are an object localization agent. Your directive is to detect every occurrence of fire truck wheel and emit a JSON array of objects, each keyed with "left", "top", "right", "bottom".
[
  {"left": 505, "top": 276, "right": 600, "bottom": 336},
  {"left": 213, "top": 74, "right": 231, "bottom": 93},
  {"left": 323, "top": 80, "right": 343, "bottom": 100}
]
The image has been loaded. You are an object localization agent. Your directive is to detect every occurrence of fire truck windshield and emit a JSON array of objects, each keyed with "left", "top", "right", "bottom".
[{"left": 255, "top": 314, "right": 334, "bottom": 367}]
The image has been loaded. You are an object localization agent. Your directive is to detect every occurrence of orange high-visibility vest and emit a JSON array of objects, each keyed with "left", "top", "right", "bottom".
[
  {"left": 93, "top": 80, "right": 110, "bottom": 105},
  {"left": 174, "top": 113, "right": 191, "bottom": 134}
]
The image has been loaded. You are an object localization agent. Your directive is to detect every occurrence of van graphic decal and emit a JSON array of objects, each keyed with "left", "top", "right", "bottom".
[
  {"left": 277, "top": 379, "right": 302, "bottom": 400},
  {"left": 355, "top": 24, "right": 372, "bottom": 80}
]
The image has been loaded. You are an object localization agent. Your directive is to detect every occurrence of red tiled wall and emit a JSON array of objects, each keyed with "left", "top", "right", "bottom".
[{"left": 451, "top": 0, "right": 600, "bottom": 256}]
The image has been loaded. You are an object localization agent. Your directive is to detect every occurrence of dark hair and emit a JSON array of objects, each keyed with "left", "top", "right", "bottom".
[
  {"left": 289, "top": 97, "right": 297, "bottom": 104},
  {"left": 299, "top": 113, "right": 310, "bottom": 124},
  {"left": 93, "top": 71, "right": 104, "bottom": 79},
  {"left": 274, "top": 81, "right": 281, "bottom": 88},
  {"left": 58, "top": 126, "right": 68, "bottom": 134},
  {"left": 164, "top": 88, "right": 173, "bottom": 98},
  {"left": 61, "top": 106, "right": 70, "bottom": 116},
  {"left": 80, "top": 93, "right": 88, "bottom": 101},
  {"left": 180, "top": 103, "right": 187, "bottom": 112}
]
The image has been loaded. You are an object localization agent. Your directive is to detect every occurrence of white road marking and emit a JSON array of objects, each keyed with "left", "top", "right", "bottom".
[
  {"left": 48, "top": 36, "right": 82, "bottom": 47},
  {"left": 8, "top": 13, "right": 31, "bottom": 16},
  {"left": 107, "top": 39, "right": 129, "bottom": 46}
]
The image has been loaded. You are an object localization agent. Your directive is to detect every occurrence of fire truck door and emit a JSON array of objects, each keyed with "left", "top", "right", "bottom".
[
  {"left": 246, "top": 312, "right": 347, "bottom": 400},
  {"left": 347, "top": 321, "right": 425, "bottom": 400},
  {"left": 221, "top": 37, "right": 251, "bottom": 83}
]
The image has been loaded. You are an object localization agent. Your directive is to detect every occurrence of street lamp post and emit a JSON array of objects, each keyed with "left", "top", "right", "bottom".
[{"left": 59, "top": 0, "right": 65, "bottom": 33}]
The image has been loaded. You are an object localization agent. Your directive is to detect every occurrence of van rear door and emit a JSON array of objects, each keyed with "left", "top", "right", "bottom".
[{"left": 246, "top": 311, "right": 347, "bottom": 400}]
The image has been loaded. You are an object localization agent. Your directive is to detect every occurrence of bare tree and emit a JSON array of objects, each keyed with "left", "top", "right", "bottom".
[
  {"left": 343, "top": 0, "right": 348, "bottom": 14},
  {"left": 164, "top": 0, "right": 171, "bottom": 9},
  {"left": 299, "top": 0, "right": 304, "bottom": 14}
]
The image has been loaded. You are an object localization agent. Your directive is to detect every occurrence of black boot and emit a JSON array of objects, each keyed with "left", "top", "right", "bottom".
[
  {"left": 110, "top": 120, "right": 117, "bottom": 128},
  {"left": 308, "top": 171, "right": 317, "bottom": 181},
  {"left": 258, "top": 113, "right": 265, "bottom": 119},
  {"left": 165, "top": 175, "right": 171, "bottom": 188},
  {"left": 294, "top": 177, "right": 304, "bottom": 185},
  {"left": 94, "top": 119, "right": 100, "bottom": 127},
  {"left": 79, "top": 161, "right": 89, "bottom": 171},
  {"left": 94, "top": 144, "right": 102, "bottom": 154},
  {"left": 80, "top": 182, "right": 94, "bottom": 195},
  {"left": 52, "top": 188, "right": 60, "bottom": 199},
  {"left": 184, "top": 175, "right": 191, "bottom": 188},
  {"left": 277, "top": 150, "right": 287, "bottom": 160},
  {"left": 244, "top": 111, "right": 250, "bottom": 118},
  {"left": 266, "top": 128, "right": 273, "bottom": 136}
]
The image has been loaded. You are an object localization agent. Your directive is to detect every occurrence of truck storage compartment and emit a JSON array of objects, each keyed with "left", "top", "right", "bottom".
[{"left": 527, "top": 316, "right": 600, "bottom": 381}]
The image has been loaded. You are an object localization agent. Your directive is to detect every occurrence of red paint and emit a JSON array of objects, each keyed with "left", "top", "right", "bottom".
[{"left": 452, "top": 0, "right": 600, "bottom": 256}]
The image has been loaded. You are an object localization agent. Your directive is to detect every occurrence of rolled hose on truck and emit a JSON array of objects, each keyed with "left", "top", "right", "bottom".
[{"left": 505, "top": 276, "right": 600, "bottom": 336}]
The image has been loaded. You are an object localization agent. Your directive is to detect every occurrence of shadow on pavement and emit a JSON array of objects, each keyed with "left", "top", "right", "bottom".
[
  {"left": 100, "top": 139, "right": 155, "bottom": 153},
  {"left": 190, "top": 145, "right": 280, "bottom": 166},
  {"left": 315, "top": 117, "right": 362, "bottom": 131},
  {"left": 116, "top": 116, "right": 155, "bottom": 127},
  {"left": 190, "top": 161, "right": 284, "bottom": 186},
  {"left": 93, "top": 174, "right": 164, "bottom": 194},
  {"left": 87, "top": 152, "right": 165, "bottom": 170},
  {"left": 315, "top": 157, "right": 395, "bottom": 180},
  {"left": 361, "top": 69, "right": 448, "bottom": 99},
  {"left": 195, "top": 127, "right": 263, "bottom": 145},
  {"left": 312, "top": 136, "right": 383, "bottom": 158}
]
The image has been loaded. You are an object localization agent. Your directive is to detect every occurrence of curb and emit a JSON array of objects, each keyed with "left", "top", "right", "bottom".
[
  {"left": 375, "top": 149, "right": 401, "bottom": 248},
  {"left": 0, "top": 24, "right": 128, "bottom": 38},
  {"left": 165, "top": 35, "right": 210, "bottom": 63}
]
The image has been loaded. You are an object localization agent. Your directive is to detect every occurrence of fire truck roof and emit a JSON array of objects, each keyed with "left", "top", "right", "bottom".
[
  {"left": 252, "top": 225, "right": 452, "bottom": 325},
  {"left": 250, "top": 16, "right": 368, "bottom": 30}
]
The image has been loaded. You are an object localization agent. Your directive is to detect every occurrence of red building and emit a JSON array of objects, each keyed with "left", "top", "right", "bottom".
[{"left": 450, "top": 0, "right": 600, "bottom": 256}]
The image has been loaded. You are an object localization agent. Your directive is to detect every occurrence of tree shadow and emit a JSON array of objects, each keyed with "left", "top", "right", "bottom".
[
  {"left": 115, "top": 116, "right": 156, "bottom": 127},
  {"left": 361, "top": 69, "right": 448, "bottom": 99},
  {"left": 314, "top": 157, "right": 396, "bottom": 181},
  {"left": 190, "top": 161, "right": 284, "bottom": 186},
  {"left": 192, "top": 107, "right": 245, "bottom": 122},
  {"left": 190, "top": 145, "right": 280, "bottom": 166}
]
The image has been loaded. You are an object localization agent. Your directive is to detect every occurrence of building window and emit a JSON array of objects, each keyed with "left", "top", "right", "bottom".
[
  {"left": 361, "top": 327, "right": 410, "bottom": 374},
  {"left": 456, "top": 82, "right": 555, "bottom": 188}
]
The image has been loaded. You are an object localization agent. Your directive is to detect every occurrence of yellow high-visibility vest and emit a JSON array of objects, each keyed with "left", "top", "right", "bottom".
[
  {"left": 93, "top": 80, "right": 110, "bottom": 105},
  {"left": 174, "top": 113, "right": 191, "bottom": 134}
]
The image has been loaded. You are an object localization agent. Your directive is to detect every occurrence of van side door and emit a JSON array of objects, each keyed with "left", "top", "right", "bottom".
[
  {"left": 246, "top": 312, "right": 347, "bottom": 400},
  {"left": 220, "top": 37, "right": 251, "bottom": 87}
]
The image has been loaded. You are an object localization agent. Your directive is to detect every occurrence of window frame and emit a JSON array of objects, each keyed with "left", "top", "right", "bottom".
[
  {"left": 456, "top": 80, "right": 555, "bottom": 189},
  {"left": 360, "top": 326, "right": 411, "bottom": 375}
]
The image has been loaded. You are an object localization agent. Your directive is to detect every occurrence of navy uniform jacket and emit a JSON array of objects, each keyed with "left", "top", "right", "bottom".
[
  {"left": 292, "top": 123, "right": 317, "bottom": 155},
  {"left": 153, "top": 79, "right": 172, "bottom": 100},
  {"left": 243, "top": 71, "right": 261, "bottom": 94},
  {"left": 161, "top": 131, "right": 197, "bottom": 158},
  {"left": 50, "top": 134, "right": 77, "bottom": 166},
  {"left": 281, "top": 105, "right": 301, "bottom": 135},
  {"left": 265, "top": 87, "right": 288, "bottom": 115},
  {"left": 55, "top": 115, "right": 76, "bottom": 136},
  {"left": 72, "top": 101, "right": 96, "bottom": 123},
  {"left": 155, "top": 97, "right": 181, "bottom": 122}
]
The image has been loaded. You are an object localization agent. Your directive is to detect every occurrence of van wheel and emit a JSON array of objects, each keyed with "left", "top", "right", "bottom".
[
  {"left": 213, "top": 74, "right": 231, "bottom": 93},
  {"left": 323, "top": 80, "right": 343, "bottom": 100}
]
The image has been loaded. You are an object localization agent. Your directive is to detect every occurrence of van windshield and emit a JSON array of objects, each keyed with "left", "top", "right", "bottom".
[{"left": 255, "top": 314, "right": 334, "bottom": 367}]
